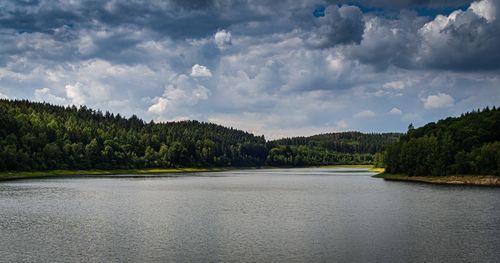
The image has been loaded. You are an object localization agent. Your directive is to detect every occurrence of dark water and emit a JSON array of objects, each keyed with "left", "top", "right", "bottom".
[{"left": 1, "top": 168, "right": 499, "bottom": 262}]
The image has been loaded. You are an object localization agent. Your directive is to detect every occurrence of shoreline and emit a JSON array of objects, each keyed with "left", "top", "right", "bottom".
[
  {"left": 373, "top": 173, "right": 500, "bottom": 187},
  {"left": 0, "top": 168, "right": 231, "bottom": 182},
  {"left": 0, "top": 165, "right": 377, "bottom": 182}
]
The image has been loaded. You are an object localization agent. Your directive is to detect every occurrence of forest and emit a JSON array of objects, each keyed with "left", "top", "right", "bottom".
[
  {"left": 0, "top": 99, "right": 268, "bottom": 170},
  {"left": 267, "top": 132, "right": 400, "bottom": 166},
  {"left": 0, "top": 99, "right": 398, "bottom": 171},
  {"left": 384, "top": 107, "right": 500, "bottom": 176}
]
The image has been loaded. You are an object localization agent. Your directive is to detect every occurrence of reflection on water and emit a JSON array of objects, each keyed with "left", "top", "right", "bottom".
[{"left": 1, "top": 168, "right": 499, "bottom": 262}]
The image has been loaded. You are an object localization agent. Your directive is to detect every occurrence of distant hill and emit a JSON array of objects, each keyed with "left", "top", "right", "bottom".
[
  {"left": 0, "top": 99, "right": 267, "bottom": 171},
  {"left": 266, "top": 132, "right": 401, "bottom": 166},
  {"left": 270, "top": 132, "right": 401, "bottom": 154},
  {"left": 0, "top": 99, "right": 404, "bottom": 171},
  {"left": 385, "top": 107, "right": 500, "bottom": 176}
]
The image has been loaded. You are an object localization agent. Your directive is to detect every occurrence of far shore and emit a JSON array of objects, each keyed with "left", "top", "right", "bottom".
[
  {"left": 0, "top": 168, "right": 231, "bottom": 182},
  {"left": 373, "top": 172, "right": 500, "bottom": 187},
  {"left": 0, "top": 165, "right": 378, "bottom": 182}
]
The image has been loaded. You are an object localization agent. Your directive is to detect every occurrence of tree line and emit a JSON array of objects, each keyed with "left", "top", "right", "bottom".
[
  {"left": 267, "top": 132, "right": 400, "bottom": 166},
  {"left": 0, "top": 99, "right": 267, "bottom": 170},
  {"left": 384, "top": 107, "right": 500, "bottom": 176},
  {"left": 270, "top": 131, "right": 401, "bottom": 154},
  {"left": 0, "top": 99, "right": 400, "bottom": 171}
]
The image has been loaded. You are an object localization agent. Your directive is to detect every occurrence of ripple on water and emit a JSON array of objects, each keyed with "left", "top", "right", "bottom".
[{"left": 1, "top": 168, "right": 499, "bottom": 262}]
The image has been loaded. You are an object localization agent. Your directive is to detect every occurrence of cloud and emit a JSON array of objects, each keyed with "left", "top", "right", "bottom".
[
  {"left": 422, "top": 93, "right": 455, "bottom": 109},
  {"left": 208, "top": 112, "right": 350, "bottom": 140},
  {"left": 416, "top": 0, "right": 500, "bottom": 70},
  {"left": 148, "top": 74, "right": 210, "bottom": 118},
  {"left": 214, "top": 29, "right": 232, "bottom": 50},
  {"left": 335, "top": 119, "right": 349, "bottom": 129},
  {"left": 347, "top": 12, "right": 426, "bottom": 70},
  {"left": 339, "top": 0, "right": 472, "bottom": 9},
  {"left": 148, "top": 97, "right": 168, "bottom": 115},
  {"left": 0, "top": 0, "right": 499, "bottom": 138},
  {"left": 401, "top": 112, "right": 421, "bottom": 122},
  {"left": 346, "top": 0, "right": 500, "bottom": 71},
  {"left": 190, "top": 64, "right": 212, "bottom": 77},
  {"left": 65, "top": 83, "right": 86, "bottom": 106},
  {"left": 470, "top": 0, "right": 497, "bottom": 22},
  {"left": 34, "top": 88, "right": 68, "bottom": 105},
  {"left": 389, "top": 107, "right": 403, "bottom": 115},
  {"left": 383, "top": 81, "right": 406, "bottom": 90},
  {"left": 307, "top": 4, "right": 365, "bottom": 47},
  {"left": 33, "top": 84, "right": 88, "bottom": 107},
  {"left": 354, "top": 110, "right": 376, "bottom": 118}
]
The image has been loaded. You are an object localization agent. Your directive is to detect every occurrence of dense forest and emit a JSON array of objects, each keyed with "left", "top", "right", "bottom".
[
  {"left": 0, "top": 99, "right": 400, "bottom": 171},
  {"left": 0, "top": 99, "right": 268, "bottom": 170},
  {"left": 384, "top": 107, "right": 500, "bottom": 176},
  {"left": 267, "top": 132, "right": 400, "bottom": 166}
]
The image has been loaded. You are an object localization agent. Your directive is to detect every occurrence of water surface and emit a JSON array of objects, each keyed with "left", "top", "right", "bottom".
[{"left": 1, "top": 168, "right": 499, "bottom": 262}]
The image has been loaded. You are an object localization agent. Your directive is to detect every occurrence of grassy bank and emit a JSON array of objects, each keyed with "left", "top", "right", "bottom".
[
  {"left": 320, "top": 164, "right": 372, "bottom": 168},
  {"left": 374, "top": 172, "right": 500, "bottom": 187},
  {"left": 0, "top": 167, "right": 229, "bottom": 182},
  {"left": 320, "top": 164, "right": 383, "bottom": 172},
  {"left": 368, "top": 167, "right": 385, "bottom": 173}
]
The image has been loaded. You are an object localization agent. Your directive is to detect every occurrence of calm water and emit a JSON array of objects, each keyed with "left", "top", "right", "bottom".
[{"left": 1, "top": 168, "right": 499, "bottom": 262}]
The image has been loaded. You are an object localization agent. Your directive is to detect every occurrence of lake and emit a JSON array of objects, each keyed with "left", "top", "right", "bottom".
[{"left": 1, "top": 168, "right": 499, "bottom": 262}]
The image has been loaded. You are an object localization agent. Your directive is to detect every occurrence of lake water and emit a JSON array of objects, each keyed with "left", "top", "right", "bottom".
[{"left": 1, "top": 168, "right": 499, "bottom": 262}]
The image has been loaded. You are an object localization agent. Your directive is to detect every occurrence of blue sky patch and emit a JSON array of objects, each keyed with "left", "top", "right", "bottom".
[{"left": 313, "top": 6, "right": 325, "bottom": 17}]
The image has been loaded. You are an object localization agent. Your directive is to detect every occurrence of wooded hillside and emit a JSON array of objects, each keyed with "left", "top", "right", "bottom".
[
  {"left": 0, "top": 99, "right": 267, "bottom": 170},
  {"left": 384, "top": 107, "right": 500, "bottom": 176},
  {"left": 266, "top": 132, "right": 401, "bottom": 166},
  {"left": 0, "top": 99, "right": 402, "bottom": 171}
]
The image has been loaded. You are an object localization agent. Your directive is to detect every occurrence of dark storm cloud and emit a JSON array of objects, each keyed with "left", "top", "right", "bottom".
[
  {"left": 1, "top": 0, "right": 499, "bottom": 70},
  {"left": 3, "top": 2, "right": 188, "bottom": 37},
  {"left": 346, "top": 0, "right": 500, "bottom": 71},
  {"left": 307, "top": 4, "right": 365, "bottom": 47},
  {"left": 171, "top": 0, "right": 215, "bottom": 10},
  {"left": 0, "top": 0, "right": 499, "bottom": 138},
  {"left": 346, "top": 11, "right": 428, "bottom": 70},
  {"left": 0, "top": 1, "right": 95, "bottom": 33},
  {"left": 0, "top": 0, "right": 230, "bottom": 39},
  {"left": 0, "top": 0, "right": 224, "bottom": 67},
  {"left": 0, "top": 0, "right": 291, "bottom": 64},
  {"left": 337, "top": 0, "right": 473, "bottom": 9}
]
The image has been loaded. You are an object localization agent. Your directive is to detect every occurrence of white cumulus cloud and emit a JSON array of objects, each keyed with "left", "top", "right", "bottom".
[
  {"left": 34, "top": 88, "right": 68, "bottom": 105},
  {"left": 65, "top": 83, "right": 87, "bottom": 106},
  {"left": 470, "top": 0, "right": 497, "bottom": 22},
  {"left": 214, "top": 29, "right": 232, "bottom": 50},
  {"left": 389, "top": 107, "right": 403, "bottom": 115},
  {"left": 383, "top": 81, "right": 405, "bottom": 90},
  {"left": 422, "top": 93, "right": 455, "bottom": 109},
  {"left": 148, "top": 74, "right": 210, "bottom": 117},
  {"left": 148, "top": 97, "right": 168, "bottom": 115},
  {"left": 354, "top": 110, "right": 376, "bottom": 118},
  {"left": 190, "top": 64, "right": 212, "bottom": 77}
]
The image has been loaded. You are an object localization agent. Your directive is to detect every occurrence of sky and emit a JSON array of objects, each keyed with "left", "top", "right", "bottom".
[{"left": 0, "top": 0, "right": 499, "bottom": 139}]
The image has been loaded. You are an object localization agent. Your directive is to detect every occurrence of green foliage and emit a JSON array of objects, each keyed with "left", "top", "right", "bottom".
[
  {"left": 0, "top": 99, "right": 267, "bottom": 171},
  {"left": 266, "top": 132, "right": 400, "bottom": 166},
  {"left": 373, "top": 152, "right": 384, "bottom": 168},
  {"left": 385, "top": 107, "right": 500, "bottom": 176},
  {"left": 269, "top": 131, "right": 400, "bottom": 154},
  {"left": 0, "top": 99, "right": 404, "bottom": 171}
]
